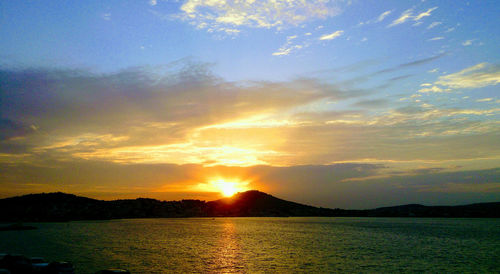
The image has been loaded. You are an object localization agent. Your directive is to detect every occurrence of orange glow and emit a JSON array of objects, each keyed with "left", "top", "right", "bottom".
[{"left": 211, "top": 179, "right": 247, "bottom": 197}]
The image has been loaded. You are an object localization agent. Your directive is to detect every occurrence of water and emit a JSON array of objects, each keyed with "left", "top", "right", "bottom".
[{"left": 1, "top": 217, "right": 499, "bottom": 273}]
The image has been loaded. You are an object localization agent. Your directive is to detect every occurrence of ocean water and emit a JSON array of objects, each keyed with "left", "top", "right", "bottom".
[{"left": 1, "top": 217, "right": 499, "bottom": 273}]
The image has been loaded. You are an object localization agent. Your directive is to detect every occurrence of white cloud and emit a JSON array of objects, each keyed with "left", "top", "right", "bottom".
[
  {"left": 388, "top": 8, "right": 413, "bottom": 27},
  {"left": 462, "top": 39, "right": 475, "bottom": 46},
  {"left": 436, "top": 63, "right": 500, "bottom": 89},
  {"left": 414, "top": 7, "right": 438, "bottom": 21},
  {"left": 418, "top": 85, "right": 445, "bottom": 93},
  {"left": 427, "top": 21, "right": 441, "bottom": 29},
  {"left": 476, "top": 98, "right": 493, "bottom": 102},
  {"left": 149, "top": 0, "right": 157, "bottom": 6},
  {"left": 102, "top": 13, "right": 111, "bottom": 21},
  {"left": 179, "top": 0, "right": 344, "bottom": 33},
  {"left": 358, "top": 10, "right": 393, "bottom": 26},
  {"left": 272, "top": 46, "right": 293, "bottom": 56},
  {"left": 420, "top": 64, "right": 500, "bottom": 93},
  {"left": 319, "top": 30, "right": 344, "bottom": 40},
  {"left": 428, "top": 36, "right": 444, "bottom": 41},
  {"left": 376, "top": 10, "right": 392, "bottom": 22},
  {"left": 388, "top": 7, "right": 437, "bottom": 27},
  {"left": 272, "top": 34, "right": 305, "bottom": 56}
]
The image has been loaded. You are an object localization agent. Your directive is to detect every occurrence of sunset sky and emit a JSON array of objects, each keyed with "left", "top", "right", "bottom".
[{"left": 1, "top": 0, "right": 499, "bottom": 208}]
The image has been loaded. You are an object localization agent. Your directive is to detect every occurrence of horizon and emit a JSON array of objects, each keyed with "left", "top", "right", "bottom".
[
  {"left": 1, "top": 0, "right": 499, "bottom": 209},
  {"left": 3, "top": 189, "right": 500, "bottom": 211}
]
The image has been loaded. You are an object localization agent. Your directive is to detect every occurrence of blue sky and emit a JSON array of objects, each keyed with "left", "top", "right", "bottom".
[
  {"left": 0, "top": 0, "right": 499, "bottom": 207},
  {"left": 2, "top": 0, "right": 499, "bottom": 80}
]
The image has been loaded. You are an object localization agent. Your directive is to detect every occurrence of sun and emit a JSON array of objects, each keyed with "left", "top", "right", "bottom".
[
  {"left": 210, "top": 179, "right": 247, "bottom": 197},
  {"left": 220, "top": 183, "right": 237, "bottom": 197}
]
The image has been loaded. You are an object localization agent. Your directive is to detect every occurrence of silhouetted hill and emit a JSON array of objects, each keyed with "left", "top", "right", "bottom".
[
  {"left": 0, "top": 191, "right": 498, "bottom": 222},
  {"left": 366, "top": 202, "right": 500, "bottom": 217},
  {"left": 205, "top": 190, "right": 337, "bottom": 217}
]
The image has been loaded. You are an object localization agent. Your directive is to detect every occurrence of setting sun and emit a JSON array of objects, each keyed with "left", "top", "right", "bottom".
[{"left": 211, "top": 179, "right": 248, "bottom": 197}]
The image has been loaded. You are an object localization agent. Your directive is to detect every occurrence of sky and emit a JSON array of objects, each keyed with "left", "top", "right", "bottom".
[{"left": 0, "top": 0, "right": 499, "bottom": 209}]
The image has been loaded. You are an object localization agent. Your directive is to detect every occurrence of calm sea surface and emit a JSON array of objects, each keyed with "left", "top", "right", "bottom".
[{"left": 1, "top": 217, "right": 499, "bottom": 273}]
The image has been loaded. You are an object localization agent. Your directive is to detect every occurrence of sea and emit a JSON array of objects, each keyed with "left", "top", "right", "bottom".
[{"left": 1, "top": 217, "right": 499, "bottom": 273}]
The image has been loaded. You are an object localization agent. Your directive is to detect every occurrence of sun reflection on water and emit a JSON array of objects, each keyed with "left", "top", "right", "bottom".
[{"left": 209, "top": 220, "right": 244, "bottom": 272}]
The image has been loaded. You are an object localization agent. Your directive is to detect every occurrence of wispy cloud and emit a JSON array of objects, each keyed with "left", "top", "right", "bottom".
[
  {"left": 101, "top": 13, "right": 111, "bottom": 21},
  {"left": 419, "top": 63, "right": 500, "bottom": 93},
  {"left": 414, "top": 7, "right": 438, "bottom": 21},
  {"left": 477, "top": 98, "right": 493, "bottom": 102},
  {"left": 178, "top": 0, "right": 344, "bottom": 33},
  {"left": 272, "top": 35, "right": 305, "bottom": 56},
  {"left": 372, "top": 53, "right": 446, "bottom": 75},
  {"left": 358, "top": 10, "right": 392, "bottom": 26},
  {"left": 319, "top": 30, "right": 344, "bottom": 40},
  {"left": 376, "top": 10, "right": 392, "bottom": 22},
  {"left": 388, "top": 8, "right": 413, "bottom": 27},
  {"left": 418, "top": 85, "right": 445, "bottom": 93},
  {"left": 388, "top": 7, "right": 438, "bottom": 27},
  {"left": 462, "top": 39, "right": 476, "bottom": 46},
  {"left": 428, "top": 36, "right": 444, "bottom": 41},
  {"left": 435, "top": 63, "right": 500, "bottom": 89},
  {"left": 427, "top": 21, "right": 442, "bottom": 29}
]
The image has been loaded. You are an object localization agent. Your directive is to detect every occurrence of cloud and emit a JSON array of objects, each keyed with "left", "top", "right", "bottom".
[
  {"left": 414, "top": 7, "right": 438, "bottom": 21},
  {"left": 388, "top": 7, "right": 437, "bottom": 27},
  {"left": 435, "top": 63, "right": 500, "bottom": 89},
  {"left": 428, "top": 37, "right": 444, "bottom": 41},
  {"left": 319, "top": 30, "right": 344, "bottom": 40},
  {"left": 371, "top": 53, "right": 446, "bottom": 75},
  {"left": 358, "top": 10, "right": 392, "bottom": 26},
  {"left": 427, "top": 21, "right": 441, "bottom": 29},
  {"left": 376, "top": 10, "right": 392, "bottom": 22},
  {"left": 272, "top": 35, "right": 305, "bottom": 56},
  {"left": 418, "top": 85, "right": 445, "bottom": 93},
  {"left": 462, "top": 39, "right": 476, "bottom": 46},
  {"left": 388, "top": 8, "right": 413, "bottom": 27},
  {"left": 101, "top": 13, "right": 111, "bottom": 21},
  {"left": 149, "top": 0, "right": 157, "bottom": 6},
  {"left": 352, "top": 99, "right": 390, "bottom": 108},
  {"left": 178, "top": 0, "right": 344, "bottom": 33},
  {"left": 0, "top": 119, "right": 37, "bottom": 141},
  {"left": 0, "top": 61, "right": 368, "bottom": 166},
  {"left": 476, "top": 98, "right": 493, "bottom": 102}
]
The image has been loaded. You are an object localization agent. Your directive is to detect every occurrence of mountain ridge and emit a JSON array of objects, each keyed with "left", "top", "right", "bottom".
[{"left": 1, "top": 190, "right": 499, "bottom": 221}]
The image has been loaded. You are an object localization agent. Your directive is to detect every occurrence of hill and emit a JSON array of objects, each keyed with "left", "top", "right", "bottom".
[
  {"left": 206, "top": 190, "right": 338, "bottom": 217},
  {"left": 0, "top": 191, "right": 498, "bottom": 222}
]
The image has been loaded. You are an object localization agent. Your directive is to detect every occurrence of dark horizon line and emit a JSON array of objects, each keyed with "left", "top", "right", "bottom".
[{"left": 3, "top": 190, "right": 500, "bottom": 211}]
